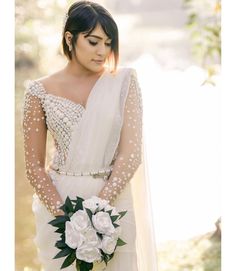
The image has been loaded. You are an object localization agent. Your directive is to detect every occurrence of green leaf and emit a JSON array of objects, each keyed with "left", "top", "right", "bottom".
[
  {"left": 106, "top": 210, "right": 113, "bottom": 215},
  {"left": 53, "top": 247, "right": 73, "bottom": 259},
  {"left": 55, "top": 228, "right": 65, "bottom": 234},
  {"left": 95, "top": 206, "right": 100, "bottom": 213},
  {"left": 97, "top": 232, "right": 103, "bottom": 239},
  {"left": 61, "top": 251, "right": 76, "bottom": 269},
  {"left": 61, "top": 233, "right": 66, "bottom": 242},
  {"left": 76, "top": 259, "right": 81, "bottom": 270},
  {"left": 74, "top": 197, "right": 84, "bottom": 212},
  {"left": 111, "top": 215, "right": 119, "bottom": 223},
  {"left": 64, "top": 196, "right": 74, "bottom": 213},
  {"left": 80, "top": 261, "right": 93, "bottom": 271},
  {"left": 118, "top": 211, "right": 127, "bottom": 219},
  {"left": 116, "top": 238, "right": 127, "bottom": 247},
  {"left": 49, "top": 216, "right": 70, "bottom": 228},
  {"left": 55, "top": 240, "right": 67, "bottom": 249},
  {"left": 113, "top": 223, "right": 120, "bottom": 228},
  {"left": 85, "top": 208, "right": 93, "bottom": 222}
]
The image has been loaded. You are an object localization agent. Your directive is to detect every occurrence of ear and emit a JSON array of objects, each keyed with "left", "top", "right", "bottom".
[{"left": 64, "top": 31, "right": 73, "bottom": 47}]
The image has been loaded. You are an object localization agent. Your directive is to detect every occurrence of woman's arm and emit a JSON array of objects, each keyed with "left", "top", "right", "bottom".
[
  {"left": 98, "top": 71, "right": 143, "bottom": 205},
  {"left": 23, "top": 89, "right": 64, "bottom": 216}
]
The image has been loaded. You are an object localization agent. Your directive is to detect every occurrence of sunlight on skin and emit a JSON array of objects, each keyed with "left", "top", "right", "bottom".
[{"left": 131, "top": 54, "right": 220, "bottom": 244}]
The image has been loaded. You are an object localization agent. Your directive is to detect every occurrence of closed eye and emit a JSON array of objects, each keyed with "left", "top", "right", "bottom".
[
  {"left": 89, "top": 40, "right": 98, "bottom": 46},
  {"left": 88, "top": 40, "right": 112, "bottom": 47}
]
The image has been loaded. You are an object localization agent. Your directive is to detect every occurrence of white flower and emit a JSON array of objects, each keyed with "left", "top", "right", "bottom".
[
  {"left": 92, "top": 211, "right": 115, "bottom": 235},
  {"left": 76, "top": 246, "right": 102, "bottom": 263},
  {"left": 104, "top": 204, "right": 120, "bottom": 216},
  {"left": 101, "top": 235, "right": 117, "bottom": 255},
  {"left": 70, "top": 210, "right": 91, "bottom": 231},
  {"left": 83, "top": 196, "right": 109, "bottom": 213},
  {"left": 82, "top": 226, "right": 101, "bottom": 248},
  {"left": 65, "top": 221, "right": 85, "bottom": 249},
  {"left": 108, "top": 226, "right": 122, "bottom": 240}
]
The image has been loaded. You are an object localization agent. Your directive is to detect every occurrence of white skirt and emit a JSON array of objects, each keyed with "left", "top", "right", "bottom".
[{"left": 32, "top": 169, "right": 139, "bottom": 271}]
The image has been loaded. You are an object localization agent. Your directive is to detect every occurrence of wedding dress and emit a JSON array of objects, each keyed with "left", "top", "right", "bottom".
[{"left": 23, "top": 67, "right": 158, "bottom": 271}]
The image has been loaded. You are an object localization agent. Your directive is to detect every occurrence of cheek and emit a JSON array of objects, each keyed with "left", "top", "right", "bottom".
[
  {"left": 76, "top": 40, "right": 94, "bottom": 54},
  {"left": 104, "top": 48, "right": 112, "bottom": 58},
  {"left": 74, "top": 45, "right": 94, "bottom": 62}
]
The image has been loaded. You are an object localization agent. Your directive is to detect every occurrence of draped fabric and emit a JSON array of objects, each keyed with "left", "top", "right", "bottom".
[{"left": 24, "top": 67, "right": 158, "bottom": 270}]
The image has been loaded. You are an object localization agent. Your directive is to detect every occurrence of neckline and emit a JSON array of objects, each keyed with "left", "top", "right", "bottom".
[{"left": 35, "top": 69, "right": 107, "bottom": 111}]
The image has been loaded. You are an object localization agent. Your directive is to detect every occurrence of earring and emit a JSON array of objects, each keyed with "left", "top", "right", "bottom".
[{"left": 69, "top": 45, "right": 72, "bottom": 52}]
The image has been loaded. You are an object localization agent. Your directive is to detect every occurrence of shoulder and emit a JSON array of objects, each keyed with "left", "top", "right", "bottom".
[
  {"left": 36, "top": 70, "right": 64, "bottom": 91},
  {"left": 24, "top": 80, "right": 45, "bottom": 100},
  {"left": 116, "top": 66, "right": 137, "bottom": 77},
  {"left": 111, "top": 67, "right": 138, "bottom": 84},
  {"left": 25, "top": 70, "right": 63, "bottom": 98}
]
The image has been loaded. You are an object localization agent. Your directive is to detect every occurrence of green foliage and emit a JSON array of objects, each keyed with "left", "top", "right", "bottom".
[
  {"left": 157, "top": 231, "right": 221, "bottom": 271},
  {"left": 116, "top": 238, "right": 127, "bottom": 246},
  {"left": 118, "top": 210, "right": 127, "bottom": 219},
  {"left": 183, "top": 0, "right": 221, "bottom": 66},
  {"left": 183, "top": 0, "right": 221, "bottom": 85},
  {"left": 61, "top": 252, "right": 77, "bottom": 269}
]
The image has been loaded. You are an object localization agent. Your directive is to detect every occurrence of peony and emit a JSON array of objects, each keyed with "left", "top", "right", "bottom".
[
  {"left": 92, "top": 211, "right": 115, "bottom": 235},
  {"left": 101, "top": 235, "right": 117, "bottom": 255},
  {"left": 70, "top": 210, "right": 91, "bottom": 231},
  {"left": 83, "top": 196, "right": 109, "bottom": 213},
  {"left": 65, "top": 221, "right": 85, "bottom": 249},
  {"left": 76, "top": 246, "right": 102, "bottom": 263}
]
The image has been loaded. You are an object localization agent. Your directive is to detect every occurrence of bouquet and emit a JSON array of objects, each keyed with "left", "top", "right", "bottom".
[{"left": 49, "top": 196, "right": 127, "bottom": 271}]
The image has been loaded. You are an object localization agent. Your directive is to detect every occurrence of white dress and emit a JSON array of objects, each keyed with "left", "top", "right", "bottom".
[{"left": 22, "top": 67, "right": 158, "bottom": 271}]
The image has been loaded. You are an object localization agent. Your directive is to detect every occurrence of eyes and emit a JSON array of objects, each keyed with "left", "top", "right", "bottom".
[{"left": 88, "top": 40, "right": 112, "bottom": 47}]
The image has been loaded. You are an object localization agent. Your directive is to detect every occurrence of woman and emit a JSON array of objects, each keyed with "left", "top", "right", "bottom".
[{"left": 23, "top": 1, "right": 158, "bottom": 270}]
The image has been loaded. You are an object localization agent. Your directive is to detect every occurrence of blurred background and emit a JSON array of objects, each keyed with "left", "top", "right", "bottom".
[{"left": 15, "top": 0, "right": 221, "bottom": 270}]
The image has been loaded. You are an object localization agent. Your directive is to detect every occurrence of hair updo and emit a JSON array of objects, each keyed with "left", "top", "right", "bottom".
[{"left": 62, "top": 1, "right": 119, "bottom": 72}]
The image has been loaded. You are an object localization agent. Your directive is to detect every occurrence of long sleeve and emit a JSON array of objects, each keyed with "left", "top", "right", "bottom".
[
  {"left": 98, "top": 71, "right": 143, "bottom": 204},
  {"left": 22, "top": 84, "right": 64, "bottom": 216}
]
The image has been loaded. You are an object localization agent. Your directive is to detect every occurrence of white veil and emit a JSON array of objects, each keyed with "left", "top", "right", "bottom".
[{"left": 131, "top": 130, "right": 159, "bottom": 270}]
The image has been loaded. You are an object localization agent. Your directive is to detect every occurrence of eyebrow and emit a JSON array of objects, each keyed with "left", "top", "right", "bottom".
[{"left": 87, "top": 34, "right": 111, "bottom": 41}]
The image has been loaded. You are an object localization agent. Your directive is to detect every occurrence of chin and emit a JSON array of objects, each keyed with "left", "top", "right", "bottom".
[{"left": 89, "top": 66, "right": 105, "bottom": 73}]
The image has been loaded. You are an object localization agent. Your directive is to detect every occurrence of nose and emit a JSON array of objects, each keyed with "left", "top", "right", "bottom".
[{"left": 96, "top": 43, "right": 107, "bottom": 57}]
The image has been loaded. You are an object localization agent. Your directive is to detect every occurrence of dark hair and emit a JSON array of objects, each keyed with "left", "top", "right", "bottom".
[{"left": 62, "top": 1, "right": 119, "bottom": 72}]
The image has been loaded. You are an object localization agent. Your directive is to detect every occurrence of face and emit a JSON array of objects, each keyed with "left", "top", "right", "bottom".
[{"left": 65, "top": 23, "right": 112, "bottom": 73}]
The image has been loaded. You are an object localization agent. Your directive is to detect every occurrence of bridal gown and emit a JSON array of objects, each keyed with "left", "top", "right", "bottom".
[{"left": 23, "top": 67, "right": 158, "bottom": 271}]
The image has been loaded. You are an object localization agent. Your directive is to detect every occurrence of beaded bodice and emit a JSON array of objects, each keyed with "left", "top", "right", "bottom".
[
  {"left": 25, "top": 81, "right": 86, "bottom": 168},
  {"left": 22, "top": 68, "right": 143, "bottom": 216}
]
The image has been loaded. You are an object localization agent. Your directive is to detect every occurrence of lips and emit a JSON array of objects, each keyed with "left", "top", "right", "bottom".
[{"left": 93, "top": 59, "right": 104, "bottom": 64}]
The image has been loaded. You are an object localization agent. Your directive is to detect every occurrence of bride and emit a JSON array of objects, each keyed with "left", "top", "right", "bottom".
[{"left": 22, "top": 1, "right": 158, "bottom": 270}]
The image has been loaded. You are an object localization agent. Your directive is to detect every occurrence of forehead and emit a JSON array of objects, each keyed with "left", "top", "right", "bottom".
[{"left": 85, "top": 24, "right": 111, "bottom": 40}]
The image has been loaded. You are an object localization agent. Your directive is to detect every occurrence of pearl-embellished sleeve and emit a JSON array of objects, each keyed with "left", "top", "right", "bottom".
[
  {"left": 22, "top": 82, "right": 64, "bottom": 216},
  {"left": 98, "top": 70, "right": 143, "bottom": 204}
]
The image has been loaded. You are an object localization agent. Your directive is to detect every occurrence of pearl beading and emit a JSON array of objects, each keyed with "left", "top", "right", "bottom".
[
  {"left": 22, "top": 69, "right": 143, "bottom": 214},
  {"left": 22, "top": 80, "right": 86, "bottom": 216},
  {"left": 98, "top": 70, "right": 143, "bottom": 204},
  {"left": 50, "top": 165, "right": 113, "bottom": 180}
]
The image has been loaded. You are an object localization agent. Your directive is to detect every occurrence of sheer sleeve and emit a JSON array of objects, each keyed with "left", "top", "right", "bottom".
[
  {"left": 22, "top": 82, "right": 64, "bottom": 216},
  {"left": 98, "top": 70, "right": 143, "bottom": 204}
]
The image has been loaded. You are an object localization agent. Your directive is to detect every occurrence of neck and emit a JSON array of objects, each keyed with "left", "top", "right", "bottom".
[{"left": 64, "top": 60, "right": 104, "bottom": 79}]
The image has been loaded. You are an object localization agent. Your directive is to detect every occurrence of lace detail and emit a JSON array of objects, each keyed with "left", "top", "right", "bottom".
[{"left": 98, "top": 70, "right": 143, "bottom": 204}]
